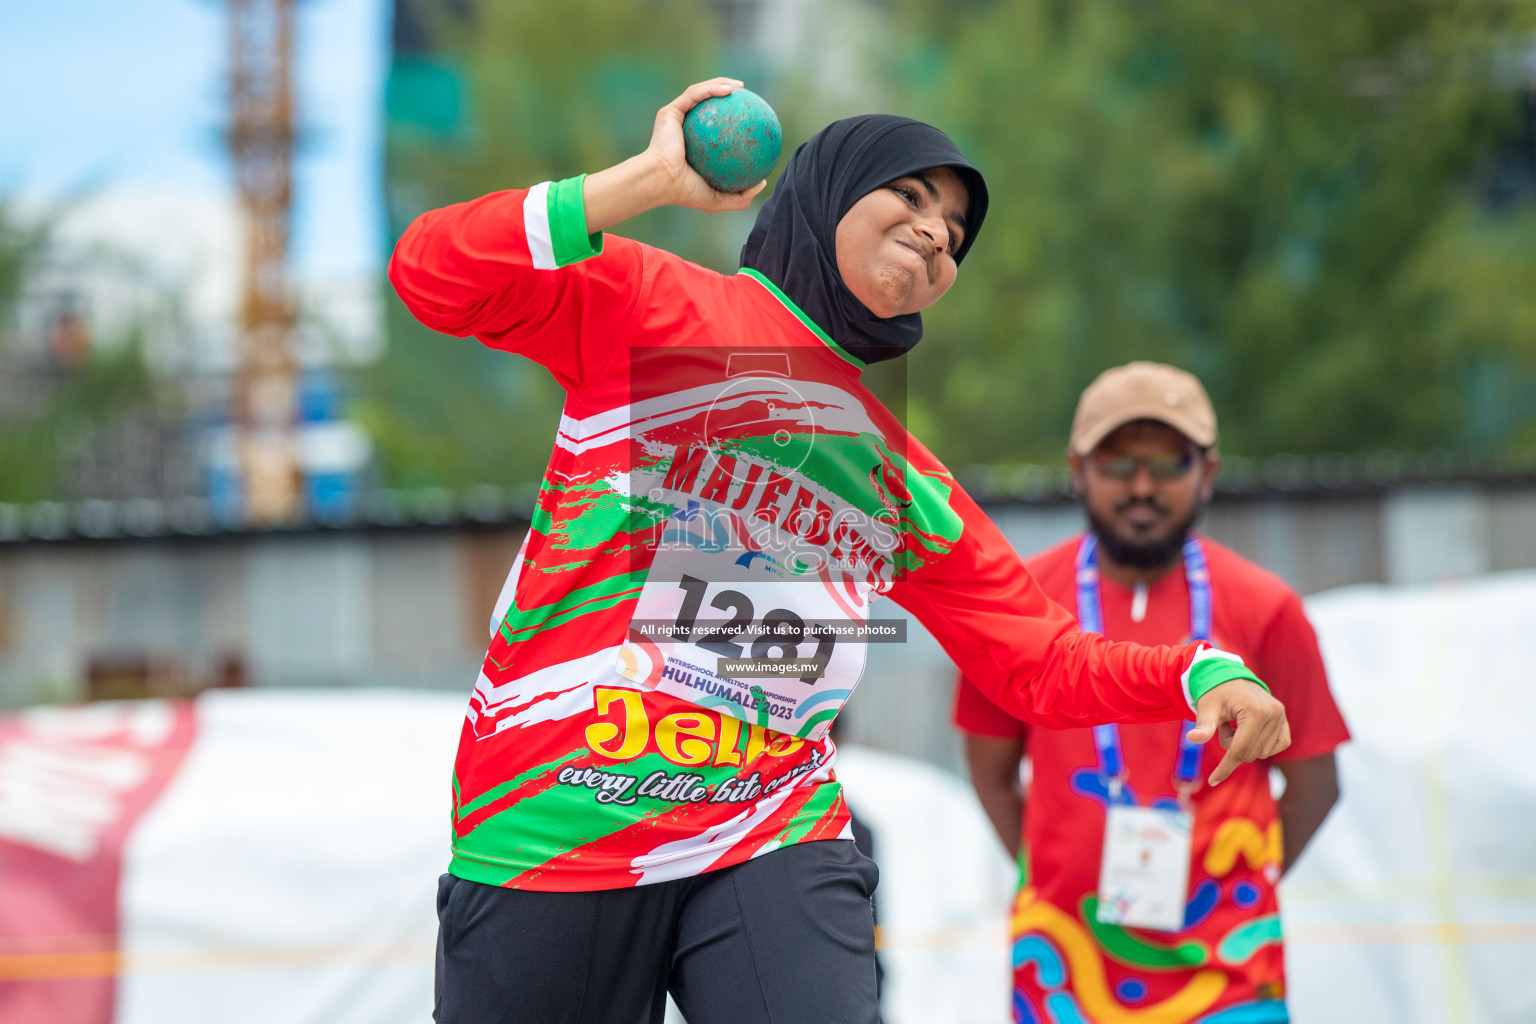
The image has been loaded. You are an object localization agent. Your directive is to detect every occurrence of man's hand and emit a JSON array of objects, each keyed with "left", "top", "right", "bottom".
[
  {"left": 583, "top": 78, "right": 768, "bottom": 233},
  {"left": 1188, "top": 680, "right": 1291, "bottom": 785}
]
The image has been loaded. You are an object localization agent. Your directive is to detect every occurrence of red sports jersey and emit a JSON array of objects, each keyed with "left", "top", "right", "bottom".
[
  {"left": 391, "top": 178, "right": 1253, "bottom": 892},
  {"left": 955, "top": 534, "right": 1350, "bottom": 1024}
]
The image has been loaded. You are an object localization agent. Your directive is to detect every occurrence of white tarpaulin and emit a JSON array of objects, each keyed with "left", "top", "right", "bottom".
[
  {"left": 1282, "top": 572, "right": 1536, "bottom": 1024},
  {"left": 116, "top": 689, "right": 463, "bottom": 1024},
  {"left": 828, "top": 746, "right": 1016, "bottom": 1024},
  {"left": 2, "top": 571, "right": 1535, "bottom": 1023}
]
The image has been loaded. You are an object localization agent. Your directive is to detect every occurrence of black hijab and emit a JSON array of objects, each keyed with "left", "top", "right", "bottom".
[{"left": 739, "top": 115, "right": 989, "bottom": 365}]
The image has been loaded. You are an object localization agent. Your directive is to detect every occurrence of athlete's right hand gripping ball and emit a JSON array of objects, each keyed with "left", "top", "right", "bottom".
[{"left": 682, "top": 87, "right": 782, "bottom": 193}]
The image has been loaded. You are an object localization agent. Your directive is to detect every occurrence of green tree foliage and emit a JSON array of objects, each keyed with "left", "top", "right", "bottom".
[
  {"left": 366, "top": 0, "right": 1536, "bottom": 488},
  {"left": 0, "top": 200, "right": 169, "bottom": 503},
  {"left": 363, "top": 0, "right": 736, "bottom": 490},
  {"left": 889, "top": 0, "right": 1536, "bottom": 465},
  {"left": 0, "top": 340, "right": 158, "bottom": 504},
  {"left": 0, "top": 200, "right": 45, "bottom": 323},
  {"left": 0, "top": 201, "right": 53, "bottom": 501}
]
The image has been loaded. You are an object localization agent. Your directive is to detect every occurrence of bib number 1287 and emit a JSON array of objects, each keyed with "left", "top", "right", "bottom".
[{"left": 670, "top": 575, "right": 835, "bottom": 684}]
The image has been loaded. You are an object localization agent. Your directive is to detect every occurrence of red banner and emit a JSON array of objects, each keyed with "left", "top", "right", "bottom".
[{"left": 0, "top": 701, "right": 196, "bottom": 1024}]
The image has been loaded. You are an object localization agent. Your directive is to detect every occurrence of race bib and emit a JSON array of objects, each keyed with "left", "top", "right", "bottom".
[
  {"left": 611, "top": 352, "right": 904, "bottom": 742},
  {"left": 1096, "top": 804, "right": 1194, "bottom": 932},
  {"left": 616, "top": 498, "right": 879, "bottom": 741}
]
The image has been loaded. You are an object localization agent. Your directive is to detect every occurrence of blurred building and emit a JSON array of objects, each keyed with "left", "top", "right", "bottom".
[
  {"left": 2, "top": 16, "right": 382, "bottom": 516},
  {"left": 3, "top": 218, "right": 374, "bottom": 514}
]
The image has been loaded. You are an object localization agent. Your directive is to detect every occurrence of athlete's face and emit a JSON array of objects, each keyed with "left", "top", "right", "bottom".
[
  {"left": 1069, "top": 421, "right": 1219, "bottom": 570},
  {"left": 835, "top": 166, "right": 968, "bottom": 319}
]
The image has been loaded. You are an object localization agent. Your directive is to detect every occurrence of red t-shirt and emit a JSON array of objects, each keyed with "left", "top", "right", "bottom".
[{"left": 954, "top": 534, "right": 1349, "bottom": 1023}]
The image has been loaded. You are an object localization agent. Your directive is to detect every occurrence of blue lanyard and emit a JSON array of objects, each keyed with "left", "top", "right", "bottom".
[{"left": 1076, "top": 534, "right": 1209, "bottom": 799}]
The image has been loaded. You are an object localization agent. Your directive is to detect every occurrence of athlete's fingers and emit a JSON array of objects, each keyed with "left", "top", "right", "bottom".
[
  {"left": 1187, "top": 690, "right": 1224, "bottom": 746},
  {"left": 1210, "top": 716, "right": 1261, "bottom": 784},
  {"left": 1247, "top": 713, "right": 1291, "bottom": 762},
  {"left": 1208, "top": 743, "right": 1243, "bottom": 787},
  {"left": 1209, "top": 743, "right": 1238, "bottom": 786},
  {"left": 651, "top": 78, "right": 743, "bottom": 155},
  {"left": 661, "top": 77, "right": 744, "bottom": 121},
  {"left": 1211, "top": 705, "right": 1284, "bottom": 785},
  {"left": 1192, "top": 679, "right": 1289, "bottom": 785},
  {"left": 702, "top": 179, "right": 768, "bottom": 209}
]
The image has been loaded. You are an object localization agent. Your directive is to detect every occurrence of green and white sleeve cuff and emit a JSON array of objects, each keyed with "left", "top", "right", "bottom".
[
  {"left": 523, "top": 175, "right": 604, "bottom": 270},
  {"left": 1181, "top": 647, "right": 1270, "bottom": 713}
]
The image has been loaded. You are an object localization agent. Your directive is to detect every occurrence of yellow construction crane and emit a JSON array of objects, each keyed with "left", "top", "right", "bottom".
[{"left": 227, "top": 0, "right": 299, "bottom": 524}]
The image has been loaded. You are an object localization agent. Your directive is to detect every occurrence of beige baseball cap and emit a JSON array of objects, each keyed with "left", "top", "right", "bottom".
[{"left": 1069, "top": 361, "right": 1218, "bottom": 455}]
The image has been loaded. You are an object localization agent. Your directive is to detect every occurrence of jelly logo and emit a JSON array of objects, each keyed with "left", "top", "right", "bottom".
[{"left": 584, "top": 687, "right": 804, "bottom": 767}]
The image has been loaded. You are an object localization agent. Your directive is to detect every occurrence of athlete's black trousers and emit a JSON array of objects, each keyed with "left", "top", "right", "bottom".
[{"left": 434, "top": 838, "right": 880, "bottom": 1024}]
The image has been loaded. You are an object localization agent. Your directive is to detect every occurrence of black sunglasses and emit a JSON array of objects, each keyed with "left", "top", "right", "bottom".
[{"left": 1090, "top": 449, "right": 1200, "bottom": 481}]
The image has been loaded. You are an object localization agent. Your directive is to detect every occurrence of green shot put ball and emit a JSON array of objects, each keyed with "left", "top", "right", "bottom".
[{"left": 682, "top": 88, "right": 782, "bottom": 193}]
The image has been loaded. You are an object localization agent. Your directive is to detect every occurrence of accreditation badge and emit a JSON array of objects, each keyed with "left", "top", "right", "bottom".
[{"left": 1096, "top": 804, "right": 1194, "bottom": 932}]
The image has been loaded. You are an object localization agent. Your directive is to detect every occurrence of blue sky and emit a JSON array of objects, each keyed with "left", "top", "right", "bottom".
[{"left": 0, "top": 0, "right": 387, "bottom": 279}]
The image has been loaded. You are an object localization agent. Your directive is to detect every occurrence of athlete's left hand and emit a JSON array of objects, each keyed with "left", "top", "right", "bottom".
[{"left": 1188, "top": 681, "right": 1291, "bottom": 785}]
